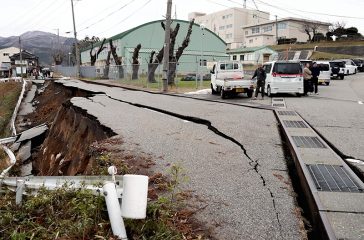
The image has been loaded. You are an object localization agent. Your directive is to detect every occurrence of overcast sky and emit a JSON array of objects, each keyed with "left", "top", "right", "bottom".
[{"left": 1, "top": 0, "right": 363, "bottom": 39}]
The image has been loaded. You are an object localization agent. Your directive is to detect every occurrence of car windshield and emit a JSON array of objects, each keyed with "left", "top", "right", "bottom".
[
  {"left": 273, "top": 63, "right": 302, "bottom": 74},
  {"left": 330, "top": 62, "right": 345, "bottom": 68},
  {"left": 220, "top": 63, "right": 239, "bottom": 70},
  {"left": 318, "top": 64, "right": 330, "bottom": 71}
]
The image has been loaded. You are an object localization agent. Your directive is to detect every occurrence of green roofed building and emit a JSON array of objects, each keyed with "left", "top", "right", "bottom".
[{"left": 80, "top": 19, "right": 228, "bottom": 74}]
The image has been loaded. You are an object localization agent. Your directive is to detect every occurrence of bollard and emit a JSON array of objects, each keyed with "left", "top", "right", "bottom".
[
  {"left": 103, "top": 182, "right": 127, "bottom": 239},
  {"left": 16, "top": 179, "right": 25, "bottom": 205}
]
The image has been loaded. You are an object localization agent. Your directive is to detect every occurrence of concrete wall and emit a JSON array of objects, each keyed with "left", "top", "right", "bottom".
[{"left": 0, "top": 47, "right": 20, "bottom": 64}]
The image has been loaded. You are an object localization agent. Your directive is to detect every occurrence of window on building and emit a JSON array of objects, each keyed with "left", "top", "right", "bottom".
[
  {"left": 199, "top": 59, "right": 207, "bottom": 66},
  {"left": 219, "top": 26, "right": 225, "bottom": 30},
  {"left": 226, "top": 33, "right": 233, "bottom": 39},
  {"left": 220, "top": 63, "right": 239, "bottom": 70},
  {"left": 262, "top": 25, "right": 273, "bottom": 32},
  {"left": 226, "top": 24, "right": 233, "bottom": 29},
  {"left": 240, "top": 55, "right": 245, "bottom": 61},
  {"left": 3, "top": 53, "right": 9, "bottom": 56},
  {"left": 245, "top": 31, "right": 248, "bottom": 35},
  {"left": 249, "top": 39, "right": 253, "bottom": 43},
  {"left": 252, "top": 27, "right": 260, "bottom": 34},
  {"left": 222, "top": 15, "right": 225, "bottom": 19},
  {"left": 232, "top": 55, "right": 237, "bottom": 60},
  {"left": 228, "top": 14, "right": 233, "bottom": 18},
  {"left": 278, "top": 22, "right": 287, "bottom": 30}
]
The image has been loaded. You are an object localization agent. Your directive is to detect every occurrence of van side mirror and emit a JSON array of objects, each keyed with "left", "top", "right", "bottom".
[{"left": 210, "top": 70, "right": 215, "bottom": 74}]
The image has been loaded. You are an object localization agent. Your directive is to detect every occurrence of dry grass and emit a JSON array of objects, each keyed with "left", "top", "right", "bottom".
[
  {"left": 270, "top": 40, "right": 364, "bottom": 51},
  {"left": 310, "top": 51, "right": 359, "bottom": 60}
]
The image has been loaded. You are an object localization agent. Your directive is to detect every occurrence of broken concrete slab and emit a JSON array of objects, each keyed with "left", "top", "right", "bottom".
[
  {"left": 21, "top": 162, "right": 33, "bottom": 176},
  {"left": 15, "top": 124, "right": 48, "bottom": 143},
  {"left": 17, "top": 141, "right": 31, "bottom": 163}
]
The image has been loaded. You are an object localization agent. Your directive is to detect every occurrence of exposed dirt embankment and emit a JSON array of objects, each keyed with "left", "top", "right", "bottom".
[
  {"left": 34, "top": 100, "right": 115, "bottom": 175},
  {"left": 25, "top": 81, "right": 115, "bottom": 176}
]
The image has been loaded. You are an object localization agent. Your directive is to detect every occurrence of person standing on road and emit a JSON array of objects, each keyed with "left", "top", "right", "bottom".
[
  {"left": 252, "top": 64, "right": 267, "bottom": 100},
  {"left": 310, "top": 62, "right": 320, "bottom": 95},
  {"left": 303, "top": 63, "right": 312, "bottom": 96}
]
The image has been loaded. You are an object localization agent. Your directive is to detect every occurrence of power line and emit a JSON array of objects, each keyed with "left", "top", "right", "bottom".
[
  {"left": 78, "top": 0, "right": 135, "bottom": 32},
  {"left": 255, "top": 0, "right": 364, "bottom": 20},
  {"left": 95, "top": 0, "right": 153, "bottom": 37}
]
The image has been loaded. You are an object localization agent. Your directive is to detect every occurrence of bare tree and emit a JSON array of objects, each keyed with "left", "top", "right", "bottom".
[
  {"left": 302, "top": 23, "right": 313, "bottom": 42},
  {"left": 90, "top": 38, "right": 106, "bottom": 66},
  {"left": 147, "top": 19, "right": 194, "bottom": 84},
  {"left": 103, "top": 50, "right": 111, "bottom": 79},
  {"left": 132, "top": 44, "right": 142, "bottom": 80},
  {"left": 109, "top": 39, "right": 124, "bottom": 79},
  {"left": 168, "top": 19, "right": 194, "bottom": 84}
]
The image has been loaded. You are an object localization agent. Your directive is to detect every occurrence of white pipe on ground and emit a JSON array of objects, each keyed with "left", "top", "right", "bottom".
[{"left": 103, "top": 181, "right": 127, "bottom": 239}]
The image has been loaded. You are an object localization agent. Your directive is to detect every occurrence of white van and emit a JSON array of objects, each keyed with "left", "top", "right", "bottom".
[
  {"left": 263, "top": 61, "right": 304, "bottom": 97},
  {"left": 340, "top": 59, "right": 358, "bottom": 75},
  {"left": 315, "top": 61, "right": 331, "bottom": 85}
]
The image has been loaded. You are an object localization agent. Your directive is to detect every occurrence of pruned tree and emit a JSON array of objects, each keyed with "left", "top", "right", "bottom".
[
  {"left": 103, "top": 50, "right": 111, "bottom": 79},
  {"left": 301, "top": 22, "right": 321, "bottom": 42},
  {"left": 132, "top": 44, "right": 142, "bottom": 80},
  {"left": 90, "top": 38, "right": 106, "bottom": 66},
  {"left": 168, "top": 19, "right": 194, "bottom": 84},
  {"left": 109, "top": 39, "right": 124, "bottom": 79},
  {"left": 147, "top": 19, "right": 194, "bottom": 84}
]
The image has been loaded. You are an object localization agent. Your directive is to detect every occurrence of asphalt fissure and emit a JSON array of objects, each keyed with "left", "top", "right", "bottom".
[{"left": 104, "top": 94, "right": 284, "bottom": 236}]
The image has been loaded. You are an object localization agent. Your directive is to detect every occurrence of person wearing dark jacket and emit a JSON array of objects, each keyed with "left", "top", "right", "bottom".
[
  {"left": 310, "top": 62, "right": 320, "bottom": 94},
  {"left": 252, "top": 64, "right": 267, "bottom": 99}
]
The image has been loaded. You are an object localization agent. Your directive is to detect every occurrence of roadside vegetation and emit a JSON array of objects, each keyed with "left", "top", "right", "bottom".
[
  {"left": 0, "top": 81, "right": 22, "bottom": 169},
  {"left": 0, "top": 81, "right": 21, "bottom": 137}
]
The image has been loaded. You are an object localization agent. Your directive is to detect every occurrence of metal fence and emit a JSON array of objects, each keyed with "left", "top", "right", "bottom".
[{"left": 54, "top": 61, "right": 212, "bottom": 91}]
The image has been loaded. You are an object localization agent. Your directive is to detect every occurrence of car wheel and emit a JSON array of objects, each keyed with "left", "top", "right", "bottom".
[
  {"left": 347, "top": 70, "right": 349, "bottom": 75},
  {"left": 247, "top": 90, "right": 253, "bottom": 98},
  {"left": 296, "top": 93, "right": 302, "bottom": 97},
  {"left": 354, "top": 69, "right": 357, "bottom": 74},
  {"left": 221, "top": 88, "right": 227, "bottom": 99},
  {"left": 211, "top": 83, "right": 217, "bottom": 94},
  {"left": 326, "top": 82, "right": 330, "bottom": 86},
  {"left": 340, "top": 75, "right": 344, "bottom": 80},
  {"left": 267, "top": 85, "right": 272, "bottom": 97}
]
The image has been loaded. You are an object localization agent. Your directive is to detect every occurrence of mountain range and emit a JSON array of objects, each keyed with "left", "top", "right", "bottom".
[{"left": 0, "top": 31, "right": 75, "bottom": 65}]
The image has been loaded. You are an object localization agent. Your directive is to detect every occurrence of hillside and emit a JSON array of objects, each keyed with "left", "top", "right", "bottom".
[{"left": 0, "top": 31, "right": 74, "bottom": 65}]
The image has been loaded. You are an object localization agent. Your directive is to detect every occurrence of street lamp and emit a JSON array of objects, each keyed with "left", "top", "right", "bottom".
[{"left": 200, "top": 24, "right": 205, "bottom": 88}]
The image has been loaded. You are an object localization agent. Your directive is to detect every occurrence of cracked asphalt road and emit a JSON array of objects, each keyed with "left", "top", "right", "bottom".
[{"left": 58, "top": 79, "right": 303, "bottom": 239}]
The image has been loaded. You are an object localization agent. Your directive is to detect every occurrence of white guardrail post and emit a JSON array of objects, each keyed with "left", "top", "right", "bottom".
[{"left": 0, "top": 167, "right": 149, "bottom": 240}]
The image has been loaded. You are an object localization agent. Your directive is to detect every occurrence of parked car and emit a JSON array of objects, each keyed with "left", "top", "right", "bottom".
[
  {"left": 352, "top": 59, "right": 364, "bottom": 72},
  {"left": 263, "top": 61, "right": 304, "bottom": 97},
  {"left": 329, "top": 61, "right": 345, "bottom": 80},
  {"left": 340, "top": 59, "right": 358, "bottom": 75},
  {"left": 181, "top": 73, "right": 197, "bottom": 81},
  {"left": 315, "top": 61, "right": 331, "bottom": 85}
]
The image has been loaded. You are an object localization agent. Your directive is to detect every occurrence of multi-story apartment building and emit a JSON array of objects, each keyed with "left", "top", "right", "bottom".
[
  {"left": 189, "top": 7, "right": 269, "bottom": 49},
  {"left": 242, "top": 17, "right": 331, "bottom": 48}
]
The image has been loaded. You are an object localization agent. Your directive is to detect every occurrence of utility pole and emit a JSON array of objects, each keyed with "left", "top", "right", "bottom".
[
  {"left": 71, "top": 0, "right": 80, "bottom": 78},
  {"left": 19, "top": 37, "right": 23, "bottom": 80},
  {"left": 243, "top": 0, "right": 246, "bottom": 8},
  {"left": 162, "top": 0, "right": 172, "bottom": 92},
  {"left": 275, "top": 15, "right": 278, "bottom": 45}
]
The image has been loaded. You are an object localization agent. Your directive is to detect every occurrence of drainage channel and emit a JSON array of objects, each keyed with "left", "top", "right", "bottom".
[{"left": 275, "top": 109, "right": 364, "bottom": 240}]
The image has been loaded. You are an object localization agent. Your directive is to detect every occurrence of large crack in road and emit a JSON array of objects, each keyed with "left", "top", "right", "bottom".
[{"left": 95, "top": 93, "right": 284, "bottom": 237}]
